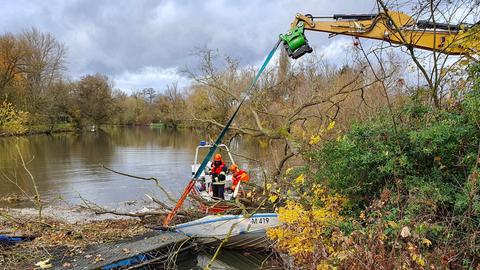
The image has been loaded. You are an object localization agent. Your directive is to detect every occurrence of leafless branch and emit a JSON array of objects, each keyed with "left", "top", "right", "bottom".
[{"left": 101, "top": 164, "right": 177, "bottom": 204}]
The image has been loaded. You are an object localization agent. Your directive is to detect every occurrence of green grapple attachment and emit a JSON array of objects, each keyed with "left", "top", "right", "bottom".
[{"left": 280, "top": 22, "right": 313, "bottom": 59}]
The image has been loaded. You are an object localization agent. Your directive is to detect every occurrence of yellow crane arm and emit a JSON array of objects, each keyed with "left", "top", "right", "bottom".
[{"left": 281, "top": 11, "right": 479, "bottom": 59}]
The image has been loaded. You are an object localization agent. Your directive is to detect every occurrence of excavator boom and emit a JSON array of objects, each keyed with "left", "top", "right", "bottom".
[{"left": 281, "top": 11, "right": 479, "bottom": 59}]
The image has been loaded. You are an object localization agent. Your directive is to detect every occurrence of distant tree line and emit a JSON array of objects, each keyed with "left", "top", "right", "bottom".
[
  {"left": 0, "top": 28, "right": 189, "bottom": 134},
  {"left": 1, "top": 28, "right": 391, "bottom": 136}
]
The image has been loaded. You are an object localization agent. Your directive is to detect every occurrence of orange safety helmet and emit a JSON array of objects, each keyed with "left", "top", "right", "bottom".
[
  {"left": 230, "top": 164, "right": 238, "bottom": 171},
  {"left": 214, "top": 153, "right": 222, "bottom": 161}
]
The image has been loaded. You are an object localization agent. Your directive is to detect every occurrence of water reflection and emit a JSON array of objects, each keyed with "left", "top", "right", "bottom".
[
  {"left": 177, "top": 249, "right": 269, "bottom": 270},
  {"left": 0, "top": 127, "right": 271, "bottom": 207}
]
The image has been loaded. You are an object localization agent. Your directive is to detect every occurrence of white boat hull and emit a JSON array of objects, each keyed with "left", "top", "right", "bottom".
[{"left": 174, "top": 213, "right": 278, "bottom": 249}]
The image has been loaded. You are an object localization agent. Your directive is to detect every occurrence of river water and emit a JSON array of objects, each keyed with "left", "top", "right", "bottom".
[
  {"left": 0, "top": 126, "right": 270, "bottom": 207},
  {"left": 0, "top": 127, "right": 275, "bottom": 269}
]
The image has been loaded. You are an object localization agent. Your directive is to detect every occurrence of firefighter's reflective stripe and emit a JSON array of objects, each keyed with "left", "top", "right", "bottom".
[{"left": 213, "top": 171, "right": 226, "bottom": 185}]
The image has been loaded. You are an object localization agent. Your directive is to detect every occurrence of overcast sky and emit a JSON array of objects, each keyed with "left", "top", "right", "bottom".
[{"left": 1, "top": 0, "right": 378, "bottom": 92}]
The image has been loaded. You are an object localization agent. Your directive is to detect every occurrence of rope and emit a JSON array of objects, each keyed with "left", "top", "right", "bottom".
[
  {"left": 193, "top": 38, "right": 281, "bottom": 179},
  {"left": 163, "top": 38, "right": 281, "bottom": 226}
]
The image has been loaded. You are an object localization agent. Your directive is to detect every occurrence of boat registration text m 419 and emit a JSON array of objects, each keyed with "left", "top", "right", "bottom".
[{"left": 250, "top": 217, "right": 270, "bottom": 224}]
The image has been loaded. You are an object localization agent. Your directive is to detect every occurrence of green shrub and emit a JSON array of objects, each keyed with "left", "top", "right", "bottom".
[
  {"left": 308, "top": 63, "right": 480, "bottom": 267},
  {"left": 310, "top": 64, "right": 480, "bottom": 218}
]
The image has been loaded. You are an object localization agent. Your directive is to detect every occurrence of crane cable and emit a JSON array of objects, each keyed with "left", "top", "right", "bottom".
[{"left": 163, "top": 38, "right": 282, "bottom": 227}]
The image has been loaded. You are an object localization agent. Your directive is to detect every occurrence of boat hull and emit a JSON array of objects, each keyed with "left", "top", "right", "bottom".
[
  {"left": 205, "top": 230, "right": 272, "bottom": 249},
  {"left": 174, "top": 213, "right": 278, "bottom": 250}
]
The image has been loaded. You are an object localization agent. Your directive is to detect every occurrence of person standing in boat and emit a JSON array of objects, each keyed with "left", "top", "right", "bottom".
[
  {"left": 229, "top": 164, "right": 249, "bottom": 194},
  {"left": 210, "top": 153, "right": 227, "bottom": 200}
]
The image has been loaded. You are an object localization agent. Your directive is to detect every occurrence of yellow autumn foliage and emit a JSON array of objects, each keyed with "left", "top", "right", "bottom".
[
  {"left": 308, "top": 121, "right": 335, "bottom": 145},
  {"left": 309, "top": 134, "right": 321, "bottom": 145},
  {"left": 267, "top": 182, "right": 347, "bottom": 268},
  {"left": 295, "top": 174, "right": 305, "bottom": 185},
  {"left": 0, "top": 100, "right": 29, "bottom": 135}
]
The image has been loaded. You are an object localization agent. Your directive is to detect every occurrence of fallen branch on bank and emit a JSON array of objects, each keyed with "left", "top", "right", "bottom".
[
  {"left": 78, "top": 195, "right": 170, "bottom": 219},
  {"left": 145, "top": 194, "right": 171, "bottom": 209},
  {"left": 0, "top": 209, "right": 150, "bottom": 269}
]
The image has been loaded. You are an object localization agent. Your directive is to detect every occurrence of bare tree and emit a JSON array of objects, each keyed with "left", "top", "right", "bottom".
[
  {"left": 0, "top": 34, "right": 27, "bottom": 96},
  {"left": 19, "top": 27, "right": 66, "bottom": 112},
  {"left": 156, "top": 82, "right": 186, "bottom": 127},
  {"left": 142, "top": 87, "right": 156, "bottom": 104},
  {"left": 375, "top": 0, "right": 479, "bottom": 107},
  {"left": 184, "top": 49, "right": 390, "bottom": 181},
  {"left": 72, "top": 73, "right": 116, "bottom": 126}
]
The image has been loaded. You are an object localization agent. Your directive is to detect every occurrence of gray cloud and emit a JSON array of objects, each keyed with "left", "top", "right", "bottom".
[{"left": 1, "top": 0, "right": 376, "bottom": 91}]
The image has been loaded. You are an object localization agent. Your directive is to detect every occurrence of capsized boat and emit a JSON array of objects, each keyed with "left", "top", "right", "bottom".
[{"left": 174, "top": 213, "right": 278, "bottom": 249}]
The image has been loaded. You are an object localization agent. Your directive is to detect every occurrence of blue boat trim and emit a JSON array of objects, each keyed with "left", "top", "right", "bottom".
[
  {"left": 0, "top": 235, "right": 32, "bottom": 246},
  {"left": 183, "top": 228, "right": 268, "bottom": 238},
  {"left": 101, "top": 254, "right": 149, "bottom": 270},
  {"left": 174, "top": 213, "right": 277, "bottom": 229}
]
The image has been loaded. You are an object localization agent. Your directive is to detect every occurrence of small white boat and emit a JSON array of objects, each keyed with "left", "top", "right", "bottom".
[
  {"left": 192, "top": 142, "right": 236, "bottom": 200},
  {"left": 174, "top": 142, "right": 278, "bottom": 250},
  {"left": 174, "top": 213, "right": 278, "bottom": 249},
  {"left": 191, "top": 142, "right": 247, "bottom": 213}
]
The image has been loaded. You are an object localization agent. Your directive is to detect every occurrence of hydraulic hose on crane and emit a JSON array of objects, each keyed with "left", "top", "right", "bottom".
[{"left": 162, "top": 39, "right": 281, "bottom": 227}]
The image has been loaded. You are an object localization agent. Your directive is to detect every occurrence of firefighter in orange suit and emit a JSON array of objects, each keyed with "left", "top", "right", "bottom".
[
  {"left": 210, "top": 153, "right": 227, "bottom": 199},
  {"left": 229, "top": 164, "right": 249, "bottom": 193}
]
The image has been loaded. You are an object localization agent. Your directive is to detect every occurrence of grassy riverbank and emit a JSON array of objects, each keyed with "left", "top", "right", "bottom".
[
  {"left": 0, "top": 119, "right": 76, "bottom": 137},
  {"left": 26, "top": 123, "right": 76, "bottom": 135},
  {"left": 1, "top": 122, "right": 171, "bottom": 137}
]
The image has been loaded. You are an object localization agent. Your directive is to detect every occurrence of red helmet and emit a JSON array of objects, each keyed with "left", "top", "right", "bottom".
[{"left": 214, "top": 153, "right": 222, "bottom": 161}]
